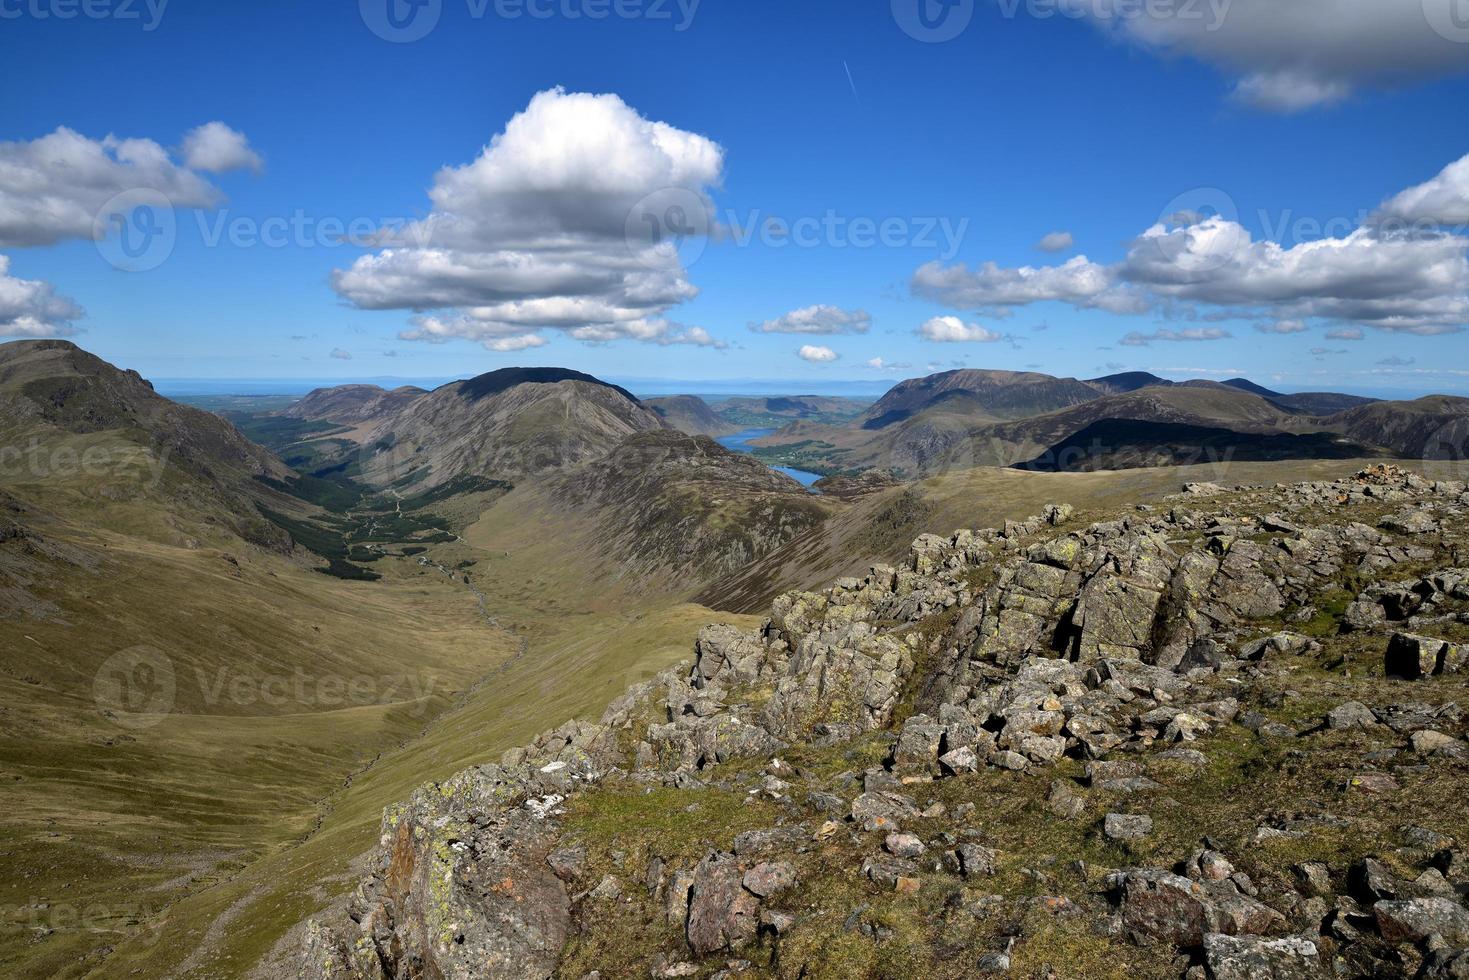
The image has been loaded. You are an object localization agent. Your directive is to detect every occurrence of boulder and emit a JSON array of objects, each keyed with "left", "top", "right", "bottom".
[
  {"left": 1202, "top": 933, "right": 1323, "bottom": 979},
  {"left": 1386, "top": 633, "right": 1466, "bottom": 679},
  {"left": 1374, "top": 897, "right": 1469, "bottom": 945},
  {"left": 1104, "top": 813, "right": 1154, "bottom": 842},
  {"left": 742, "top": 861, "right": 797, "bottom": 899},
  {"left": 687, "top": 852, "right": 760, "bottom": 955}
]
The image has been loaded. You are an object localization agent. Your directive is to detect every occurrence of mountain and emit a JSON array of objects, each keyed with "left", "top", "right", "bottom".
[
  {"left": 0, "top": 339, "right": 291, "bottom": 546},
  {"left": 534, "top": 430, "right": 830, "bottom": 586},
  {"left": 713, "top": 395, "right": 870, "bottom": 427},
  {"left": 755, "top": 366, "right": 1416, "bottom": 478},
  {"left": 281, "top": 383, "right": 427, "bottom": 425},
  {"left": 858, "top": 369, "right": 1103, "bottom": 429},
  {"left": 1220, "top": 377, "right": 1282, "bottom": 398},
  {"left": 356, "top": 367, "right": 664, "bottom": 490},
  {"left": 645, "top": 395, "right": 736, "bottom": 436},
  {"left": 1268, "top": 391, "right": 1379, "bottom": 416},
  {"left": 1216, "top": 379, "right": 1378, "bottom": 416},
  {"left": 1084, "top": 370, "right": 1174, "bottom": 395},
  {"left": 1327, "top": 394, "right": 1469, "bottom": 458}
]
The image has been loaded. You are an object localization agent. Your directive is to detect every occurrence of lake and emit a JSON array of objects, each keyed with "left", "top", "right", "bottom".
[{"left": 715, "top": 429, "right": 824, "bottom": 489}]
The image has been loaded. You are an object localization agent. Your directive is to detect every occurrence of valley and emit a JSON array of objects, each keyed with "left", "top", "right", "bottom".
[{"left": 2, "top": 341, "right": 1468, "bottom": 978}]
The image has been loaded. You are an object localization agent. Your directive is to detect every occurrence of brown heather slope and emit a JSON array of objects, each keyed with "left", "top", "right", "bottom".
[
  {"left": 0, "top": 339, "right": 293, "bottom": 547},
  {"left": 1326, "top": 395, "right": 1469, "bottom": 459},
  {"left": 857, "top": 368, "right": 1104, "bottom": 429},
  {"left": 355, "top": 368, "right": 665, "bottom": 490},
  {"left": 281, "top": 384, "right": 427, "bottom": 426},
  {"left": 646, "top": 395, "right": 738, "bottom": 436}
]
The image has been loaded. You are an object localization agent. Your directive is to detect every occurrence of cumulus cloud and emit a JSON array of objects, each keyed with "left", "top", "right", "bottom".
[
  {"left": 1119, "top": 327, "right": 1232, "bottom": 346},
  {"left": 0, "top": 255, "right": 84, "bottom": 337},
  {"left": 332, "top": 88, "right": 726, "bottom": 352},
  {"left": 330, "top": 348, "right": 353, "bottom": 360},
  {"left": 1254, "top": 319, "right": 1307, "bottom": 334},
  {"left": 912, "top": 152, "right": 1469, "bottom": 338},
  {"left": 0, "top": 126, "right": 247, "bottom": 247},
  {"left": 1376, "top": 152, "right": 1469, "bottom": 227},
  {"left": 181, "top": 122, "right": 264, "bottom": 174},
  {"left": 1036, "top": 230, "right": 1075, "bottom": 253},
  {"left": 912, "top": 255, "right": 1148, "bottom": 315},
  {"left": 797, "top": 344, "right": 838, "bottom": 363},
  {"left": 1052, "top": 0, "right": 1469, "bottom": 111},
  {"left": 918, "top": 315, "right": 1003, "bottom": 343},
  {"left": 749, "top": 305, "right": 871, "bottom": 335},
  {"left": 1123, "top": 216, "right": 1469, "bottom": 333},
  {"left": 1326, "top": 327, "right": 1364, "bottom": 340}
]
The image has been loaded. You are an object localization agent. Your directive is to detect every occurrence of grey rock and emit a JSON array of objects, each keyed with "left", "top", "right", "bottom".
[
  {"left": 1201, "top": 933, "right": 1323, "bottom": 979},
  {"left": 1326, "top": 701, "right": 1378, "bottom": 730},
  {"left": 1104, "top": 813, "right": 1154, "bottom": 842},
  {"left": 741, "top": 861, "right": 797, "bottom": 898},
  {"left": 1374, "top": 897, "right": 1469, "bottom": 945}
]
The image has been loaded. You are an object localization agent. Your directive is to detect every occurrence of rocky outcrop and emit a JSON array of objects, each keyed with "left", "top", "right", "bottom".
[{"left": 297, "top": 465, "right": 1469, "bottom": 979}]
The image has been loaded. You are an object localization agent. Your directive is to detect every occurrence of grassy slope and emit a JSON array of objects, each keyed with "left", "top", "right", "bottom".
[
  {"left": 0, "top": 505, "right": 514, "bottom": 979},
  {"left": 25, "top": 494, "right": 756, "bottom": 979}
]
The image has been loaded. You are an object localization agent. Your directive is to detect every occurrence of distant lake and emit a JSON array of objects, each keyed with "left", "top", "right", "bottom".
[{"left": 716, "top": 429, "right": 823, "bottom": 489}]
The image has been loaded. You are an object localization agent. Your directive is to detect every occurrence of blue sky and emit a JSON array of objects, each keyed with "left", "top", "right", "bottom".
[{"left": 2, "top": 0, "right": 1469, "bottom": 395}]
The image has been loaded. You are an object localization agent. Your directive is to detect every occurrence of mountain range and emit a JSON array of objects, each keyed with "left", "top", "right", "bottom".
[{"left": 3, "top": 339, "right": 1469, "bottom": 979}]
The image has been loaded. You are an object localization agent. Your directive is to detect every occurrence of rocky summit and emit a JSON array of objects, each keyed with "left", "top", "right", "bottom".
[{"left": 295, "top": 465, "right": 1469, "bottom": 980}]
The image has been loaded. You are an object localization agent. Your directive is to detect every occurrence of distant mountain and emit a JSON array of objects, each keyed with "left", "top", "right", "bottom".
[
  {"left": 713, "top": 395, "right": 869, "bottom": 427},
  {"left": 1268, "top": 391, "right": 1380, "bottom": 416},
  {"left": 1220, "top": 377, "right": 1282, "bottom": 398},
  {"left": 1084, "top": 371, "right": 1173, "bottom": 395},
  {"left": 645, "top": 395, "right": 736, "bottom": 436},
  {"left": 873, "top": 384, "right": 1305, "bottom": 474},
  {"left": 357, "top": 367, "right": 664, "bottom": 489},
  {"left": 282, "top": 384, "right": 426, "bottom": 425},
  {"left": 858, "top": 369, "right": 1101, "bottom": 429}
]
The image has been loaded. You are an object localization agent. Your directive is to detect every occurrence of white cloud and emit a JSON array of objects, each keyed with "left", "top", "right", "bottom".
[
  {"left": 484, "top": 334, "right": 549, "bottom": 352},
  {"left": 1054, "top": 0, "right": 1469, "bottom": 111},
  {"left": 797, "top": 344, "right": 838, "bottom": 363},
  {"left": 867, "top": 356, "right": 913, "bottom": 371},
  {"left": 749, "top": 305, "right": 871, "bottom": 335},
  {"left": 1119, "top": 327, "right": 1232, "bottom": 346},
  {"left": 918, "top": 315, "right": 1003, "bottom": 343},
  {"left": 180, "top": 122, "right": 263, "bottom": 174},
  {"left": 1254, "top": 319, "right": 1307, "bottom": 334},
  {"left": 913, "top": 153, "right": 1469, "bottom": 338},
  {"left": 332, "top": 88, "right": 725, "bottom": 349},
  {"left": 1376, "top": 152, "right": 1469, "bottom": 227},
  {"left": 1123, "top": 216, "right": 1469, "bottom": 334},
  {"left": 912, "top": 255, "right": 1148, "bottom": 315},
  {"left": 330, "top": 347, "right": 352, "bottom": 360},
  {"left": 1036, "top": 230, "right": 1074, "bottom": 253},
  {"left": 0, "top": 126, "right": 242, "bottom": 247},
  {"left": 0, "top": 255, "right": 84, "bottom": 337},
  {"left": 1326, "top": 326, "right": 1364, "bottom": 341}
]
